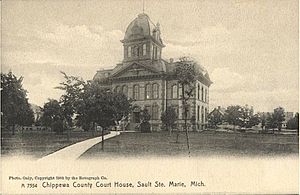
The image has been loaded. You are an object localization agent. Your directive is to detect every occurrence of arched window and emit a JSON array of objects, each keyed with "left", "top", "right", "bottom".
[
  {"left": 133, "top": 85, "right": 139, "bottom": 100},
  {"left": 132, "top": 45, "right": 139, "bottom": 57},
  {"left": 153, "top": 83, "right": 159, "bottom": 99},
  {"left": 153, "top": 45, "right": 157, "bottom": 59},
  {"left": 122, "top": 85, "right": 128, "bottom": 96},
  {"left": 142, "top": 44, "right": 147, "bottom": 56},
  {"left": 152, "top": 104, "right": 159, "bottom": 120},
  {"left": 201, "top": 106, "right": 204, "bottom": 123},
  {"left": 197, "top": 106, "right": 200, "bottom": 121},
  {"left": 115, "top": 86, "right": 121, "bottom": 93},
  {"left": 197, "top": 84, "right": 200, "bottom": 100},
  {"left": 201, "top": 87, "right": 204, "bottom": 101},
  {"left": 127, "top": 46, "right": 131, "bottom": 58},
  {"left": 145, "top": 84, "right": 151, "bottom": 99},
  {"left": 172, "top": 84, "right": 178, "bottom": 99},
  {"left": 182, "top": 105, "right": 190, "bottom": 119}
]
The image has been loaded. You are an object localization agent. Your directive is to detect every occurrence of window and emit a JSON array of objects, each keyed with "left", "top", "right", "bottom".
[
  {"left": 145, "top": 84, "right": 151, "bottom": 99},
  {"left": 145, "top": 105, "right": 152, "bottom": 118},
  {"left": 152, "top": 104, "right": 159, "bottom": 120},
  {"left": 115, "top": 86, "right": 121, "bottom": 93},
  {"left": 133, "top": 85, "right": 139, "bottom": 100},
  {"left": 172, "top": 84, "right": 178, "bottom": 99},
  {"left": 172, "top": 105, "right": 179, "bottom": 117},
  {"left": 197, "top": 84, "right": 200, "bottom": 100},
  {"left": 122, "top": 85, "right": 128, "bottom": 96},
  {"left": 153, "top": 83, "right": 159, "bottom": 99},
  {"left": 153, "top": 45, "right": 157, "bottom": 59},
  {"left": 182, "top": 104, "right": 190, "bottom": 119},
  {"left": 205, "top": 89, "right": 207, "bottom": 103},
  {"left": 201, "top": 87, "right": 204, "bottom": 101},
  {"left": 205, "top": 108, "right": 208, "bottom": 122},
  {"left": 142, "top": 44, "right": 147, "bottom": 56},
  {"left": 128, "top": 46, "right": 131, "bottom": 57},
  {"left": 133, "top": 45, "right": 139, "bottom": 57},
  {"left": 201, "top": 106, "right": 204, "bottom": 123},
  {"left": 197, "top": 106, "right": 200, "bottom": 121}
]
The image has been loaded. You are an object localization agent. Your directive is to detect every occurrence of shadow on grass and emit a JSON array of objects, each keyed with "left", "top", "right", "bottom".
[{"left": 79, "top": 131, "right": 299, "bottom": 159}]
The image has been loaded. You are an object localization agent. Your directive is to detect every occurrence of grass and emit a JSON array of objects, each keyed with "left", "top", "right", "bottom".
[
  {"left": 80, "top": 130, "right": 299, "bottom": 159},
  {"left": 1, "top": 130, "right": 107, "bottom": 159}
]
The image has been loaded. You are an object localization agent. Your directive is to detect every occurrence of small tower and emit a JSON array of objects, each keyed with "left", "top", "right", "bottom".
[{"left": 121, "top": 13, "right": 165, "bottom": 63}]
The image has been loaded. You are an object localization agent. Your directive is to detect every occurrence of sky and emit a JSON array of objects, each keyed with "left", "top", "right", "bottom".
[{"left": 2, "top": 0, "right": 299, "bottom": 112}]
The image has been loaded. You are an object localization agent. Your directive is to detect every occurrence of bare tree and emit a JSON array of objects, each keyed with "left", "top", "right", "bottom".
[{"left": 174, "top": 57, "right": 197, "bottom": 155}]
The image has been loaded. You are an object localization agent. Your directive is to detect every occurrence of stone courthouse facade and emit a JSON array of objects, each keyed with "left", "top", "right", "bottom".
[{"left": 93, "top": 13, "right": 212, "bottom": 131}]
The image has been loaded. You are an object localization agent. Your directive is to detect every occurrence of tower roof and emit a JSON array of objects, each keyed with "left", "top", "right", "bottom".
[{"left": 123, "top": 13, "right": 158, "bottom": 41}]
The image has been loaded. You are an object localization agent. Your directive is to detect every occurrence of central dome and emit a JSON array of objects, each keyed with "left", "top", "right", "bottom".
[{"left": 124, "top": 13, "right": 156, "bottom": 40}]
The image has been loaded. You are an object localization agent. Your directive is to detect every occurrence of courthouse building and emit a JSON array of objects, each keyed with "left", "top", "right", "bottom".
[{"left": 93, "top": 13, "right": 212, "bottom": 131}]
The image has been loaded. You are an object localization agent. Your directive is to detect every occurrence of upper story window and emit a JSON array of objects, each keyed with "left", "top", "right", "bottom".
[
  {"left": 132, "top": 45, "right": 139, "bottom": 57},
  {"left": 145, "top": 84, "right": 151, "bottom": 99},
  {"left": 157, "top": 47, "right": 160, "bottom": 58},
  {"left": 197, "top": 84, "right": 200, "bottom": 100},
  {"left": 201, "top": 87, "right": 204, "bottom": 101},
  {"left": 153, "top": 83, "right": 159, "bottom": 99},
  {"left": 172, "top": 84, "right": 178, "bottom": 99},
  {"left": 133, "top": 85, "right": 139, "bottom": 100},
  {"left": 127, "top": 46, "right": 131, "bottom": 58},
  {"left": 152, "top": 45, "right": 157, "bottom": 59},
  {"left": 205, "top": 89, "right": 207, "bottom": 102},
  {"left": 142, "top": 44, "right": 147, "bottom": 56},
  {"left": 197, "top": 106, "right": 200, "bottom": 121}
]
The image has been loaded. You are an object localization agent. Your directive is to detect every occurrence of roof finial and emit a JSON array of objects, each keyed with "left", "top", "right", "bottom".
[{"left": 143, "top": 0, "right": 145, "bottom": 13}]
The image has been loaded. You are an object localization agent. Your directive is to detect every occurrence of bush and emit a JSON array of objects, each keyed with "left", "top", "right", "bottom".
[
  {"left": 52, "top": 120, "right": 63, "bottom": 134},
  {"left": 140, "top": 122, "right": 151, "bottom": 133}
]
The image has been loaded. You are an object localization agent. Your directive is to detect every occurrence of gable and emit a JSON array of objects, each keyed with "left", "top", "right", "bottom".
[{"left": 112, "top": 63, "right": 159, "bottom": 78}]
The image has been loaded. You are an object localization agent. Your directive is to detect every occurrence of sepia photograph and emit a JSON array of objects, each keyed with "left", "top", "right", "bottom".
[{"left": 1, "top": 0, "right": 299, "bottom": 194}]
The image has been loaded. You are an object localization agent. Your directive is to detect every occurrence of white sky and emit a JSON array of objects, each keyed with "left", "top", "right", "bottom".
[{"left": 2, "top": 0, "right": 299, "bottom": 112}]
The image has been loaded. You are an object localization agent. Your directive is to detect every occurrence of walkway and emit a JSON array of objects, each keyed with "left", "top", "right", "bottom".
[{"left": 38, "top": 131, "right": 120, "bottom": 162}]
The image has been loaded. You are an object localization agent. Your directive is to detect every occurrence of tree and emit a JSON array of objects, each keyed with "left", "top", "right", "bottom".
[
  {"left": 161, "top": 106, "right": 178, "bottom": 135},
  {"left": 56, "top": 72, "right": 86, "bottom": 138},
  {"left": 174, "top": 57, "right": 197, "bottom": 154},
  {"left": 265, "top": 113, "right": 276, "bottom": 133},
  {"left": 273, "top": 107, "right": 285, "bottom": 131},
  {"left": 208, "top": 108, "right": 223, "bottom": 129},
  {"left": 1, "top": 71, "right": 34, "bottom": 134},
  {"left": 40, "top": 99, "right": 64, "bottom": 133},
  {"left": 260, "top": 114, "right": 266, "bottom": 131},
  {"left": 248, "top": 114, "right": 260, "bottom": 128},
  {"left": 75, "top": 81, "right": 132, "bottom": 149},
  {"left": 286, "top": 112, "right": 299, "bottom": 132},
  {"left": 224, "top": 105, "right": 243, "bottom": 130}
]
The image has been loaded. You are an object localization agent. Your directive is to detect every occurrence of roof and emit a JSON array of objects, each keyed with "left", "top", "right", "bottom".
[
  {"left": 94, "top": 59, "right": 212, "bottom": 86},
  {"left": 123, "top": 13, "right": 163, "bottom": 45}
]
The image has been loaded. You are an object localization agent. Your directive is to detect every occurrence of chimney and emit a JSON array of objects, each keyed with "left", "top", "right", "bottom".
[{"left": 170, "top": 58, "right": 174, "bottom": 63}]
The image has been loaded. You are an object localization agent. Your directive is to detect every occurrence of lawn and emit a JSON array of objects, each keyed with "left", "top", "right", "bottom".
[
  {"left": 80, "top": 130, "right": 299, "bottom": 159},
  {"left": 1, "top": 130, "right": 105, "bottom": 159}
]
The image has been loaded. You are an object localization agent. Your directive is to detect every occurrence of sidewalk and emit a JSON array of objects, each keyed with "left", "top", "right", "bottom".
[{"left": 38, "top": 131, "right": 120, "bottom": 162}]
